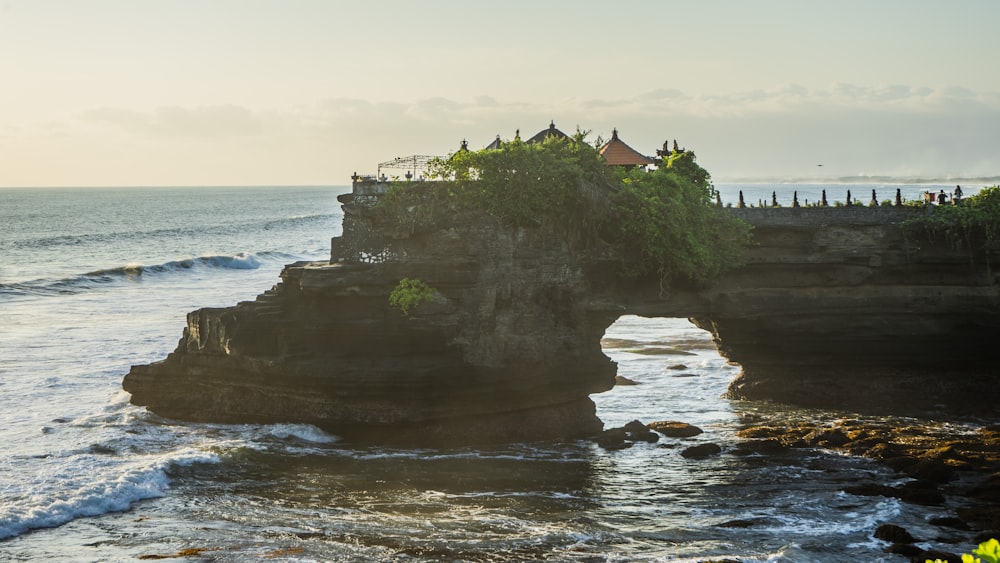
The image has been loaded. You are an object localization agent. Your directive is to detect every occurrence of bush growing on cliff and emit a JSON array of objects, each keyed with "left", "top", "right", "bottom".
[
  {"left": 389, "top": 278, "right": 435, "bottom": 316},
  {"left": 375, "top": 133, "right": 751, "bottom": 287},
  {"left": 610, "top": 151, "right": 752, "bottom": 286}
]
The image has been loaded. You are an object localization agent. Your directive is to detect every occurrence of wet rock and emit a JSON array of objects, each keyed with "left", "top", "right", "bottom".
[
  {"left": 623, "top": 420, "right": 659, "bottom": 443},
  {"left": 884, "top": 543, "right": 923, "bottom": 558},
  {"left": 969, "top": 475, "right": 1000, "bottom": 501},
  {"left": 671, "top": 373, "right": 699, "bottom": 378},
  {"left": 681, "top": 443, "right": 722, "bottom": 459},
  {"left": 623, "top": 420, "right": 648, "bottom": 433},
  {"left": 957, "top": 505, "right": 999, "bottom": 532},
  {"left": 874, "top": 523, "right": 917, "bottom": 544},
  {"left": 594, "top": 422, "right": 661, "bottom": 449},
  {"left": 803, "top": 427, "right": 850, "bottom": 448},
  {"left": 901, "top": 460, "right": 956, "bottom": 484},
  {"left": 928, "top": 517, "right": 971, "bottom": 531},
  {"left": 649, "top": 421, "right": 703, "bottom": 438},
  {"left": 716, "top": 518, "right": 760, "bottom": 528},
  {"left": 614, "top": 375, "right": 639, "bottom": 386},
  {"left": 843, "top": 484, "right": 896, "bottom": 498},
  {"left": 896, "top": 480, "right": 945, "bottom": 506},
  {"left": 731, "top": 438, "right": 786, "bottom": 456},
  {"left": 864, "top": 441, "right": 902, "bottom": 460},
  {"left": 630, "top": 430, "right": 660, "bottom": 443},
  {"left": 594, "top": 428, "right": 629, "bottom": 450},
  {"left": 736, "top": 425, "right": 785, "bottom": 440},
  {"left": 666, "top": 364, "right": 688, "bottom": 371}
]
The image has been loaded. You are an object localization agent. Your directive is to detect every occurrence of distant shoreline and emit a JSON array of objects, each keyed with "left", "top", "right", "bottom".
[{"left": 716, "top": 176, "right": 1000, "bottom": 185}]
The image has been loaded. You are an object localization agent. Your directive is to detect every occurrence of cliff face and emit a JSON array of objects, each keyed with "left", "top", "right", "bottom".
[
  {"left": 124, "top": 194, "right": 618, "bottom": 443},
  {"left": 694, "top": 207, "right": 1000, "bottom": 415},
  {"left": 124, "top": 194, "right": 1000, "bottom": 443}
]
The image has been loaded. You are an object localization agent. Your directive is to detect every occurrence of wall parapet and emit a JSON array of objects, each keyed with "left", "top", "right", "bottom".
[{"left": 727, "top": 205, "right": 929, "bottom": 227}]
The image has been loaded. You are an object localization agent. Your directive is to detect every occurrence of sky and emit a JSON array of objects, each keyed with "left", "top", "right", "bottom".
[{"left": 1, "top": 0, "right": 999, "bottom": 187}]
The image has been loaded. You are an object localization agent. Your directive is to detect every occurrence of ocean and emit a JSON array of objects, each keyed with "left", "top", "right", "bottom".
[{"left": 0, "top": 183, "right": 986, "bottom": 562}]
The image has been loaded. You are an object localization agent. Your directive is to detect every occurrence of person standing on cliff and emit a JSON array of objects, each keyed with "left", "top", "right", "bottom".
[
  {"left": 937, "top": 189, "right": 948, "bottom": 205},
  {"left": 954, "top": 185, "right": 963, "bottom": 203}
]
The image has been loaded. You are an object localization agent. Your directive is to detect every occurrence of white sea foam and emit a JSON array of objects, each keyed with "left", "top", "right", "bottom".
[
  {"left": 264, "top": 423, "right": 339, "bottom": 444},
  {"left": 0, "top": 447, "right": 219, "bottom": 540}
]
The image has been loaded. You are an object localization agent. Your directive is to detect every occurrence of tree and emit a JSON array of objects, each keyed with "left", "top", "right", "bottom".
[
  {"left": 376, "top": 134, "right": 751, "bottom": 288},
  {"left": 609, "top": 151, "right": 752, "bottom": 287}
]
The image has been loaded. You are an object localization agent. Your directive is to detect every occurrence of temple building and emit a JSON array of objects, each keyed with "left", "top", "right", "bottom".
[
  {"left": 484, "top": 134, "right": 502, "bottom": 150},
  {"left": 524, "top": 121, "right": 570, "bottom": 144},
  {"left": 476, "top": 122, "right": 676, "bottom": 172},
  {"left": 598, "top": 128, "right": 656, "bottom": 170}
]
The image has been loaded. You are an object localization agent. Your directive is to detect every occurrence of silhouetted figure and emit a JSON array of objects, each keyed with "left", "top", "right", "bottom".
[
  {"left": 847, "top": 190, "right": 852, "bottom": 205},
  {"left": 821, "top": 189, "right": 828, "bottom": 206},
  {"left": 871, "top": 189, "right": 878, "bottom": 206},
  {"left": 738, "top": 190, "right": 745, "bottom": 208},
  {"left": 954, "top": 185, "right": 963, "bottom": 203},
  {"left": 895, "top": 188, "right": 902, "bottom": 206},
  {"left": 771, "top": 191, "right": 778, "bottom": 207},
  {"left": 793, "top": 191, "right": 800, "bottom": 208},
  {"left": 938, "top": 189, "right": 948, "bottom": 204}
]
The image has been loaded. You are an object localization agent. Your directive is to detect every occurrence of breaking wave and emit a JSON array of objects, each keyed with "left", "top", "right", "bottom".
[
  {"left": 0, "top": 252, "right": 278, "bottom": 298},
  {"left": 0, "top": 448, "right": 220, "bottom": 541}
]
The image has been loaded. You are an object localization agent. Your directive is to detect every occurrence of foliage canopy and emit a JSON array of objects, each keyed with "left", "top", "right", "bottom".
[
  {"left": 375, "top": 133, "right": 752, "bottom": 288},
  {"left": 904, "top": 186, "right": 1000, "bottom": 251}
]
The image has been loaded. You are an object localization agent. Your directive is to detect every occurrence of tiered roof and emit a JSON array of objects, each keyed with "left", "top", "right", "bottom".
[
  {"left": 598, "top": 129, "right": 655, "bottom": 168},
  {"left": 525, "top": 121, "right": 569, "bottom": 144}
]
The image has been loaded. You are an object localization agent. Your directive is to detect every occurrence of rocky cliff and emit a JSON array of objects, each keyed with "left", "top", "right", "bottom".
[
  {"left": 124, "top": 192, "right": 1000, "bottom": 443},
  {"left": 610, "top": 205, "right": 1000, "bottom": 415},
  {"left": 124, "top": 190, "right": 620, "bottom": 443}
]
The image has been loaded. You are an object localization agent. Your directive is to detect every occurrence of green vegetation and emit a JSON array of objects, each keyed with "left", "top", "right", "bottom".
[
  {"left": 374, "top": 132, "right": 752, "bottom": 289},
  {"left": 927, "top": 537, "right": 999, "bottom": 563},
  {"left": 388, "top": 278, "right": 435, "bottom": 316},
  {"left": 611, "top": 151, "right": 751, "bottom": 284},
  {"left": 904, "top": 186, "right": 1000, "bottom": 251}
]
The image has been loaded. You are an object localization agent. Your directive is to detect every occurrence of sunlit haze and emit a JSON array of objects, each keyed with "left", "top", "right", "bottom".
[{"left": 2, "top": 0, "right": 998, "bottom": 187}]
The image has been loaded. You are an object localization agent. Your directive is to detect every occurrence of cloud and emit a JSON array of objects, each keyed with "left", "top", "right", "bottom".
[
  {"left": 83, "top": 104, "right": 262, "bottom": 138},
  {"left": 26, "top": 83, "right": 994, "bottom": 186}
]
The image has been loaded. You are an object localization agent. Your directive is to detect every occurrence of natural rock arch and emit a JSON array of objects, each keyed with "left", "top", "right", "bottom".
[{"left": 124, "top": 193, "right": 1000, "bottom": 444}]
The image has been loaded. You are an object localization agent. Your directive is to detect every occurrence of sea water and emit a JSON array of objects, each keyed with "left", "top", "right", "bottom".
[{"left": 0, "top": 184, "right": 984, "bottom": 561}]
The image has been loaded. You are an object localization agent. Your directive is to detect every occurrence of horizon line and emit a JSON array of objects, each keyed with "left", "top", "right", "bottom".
[{"left": 2, "top": 175, "right": 998, "bottom": 190}]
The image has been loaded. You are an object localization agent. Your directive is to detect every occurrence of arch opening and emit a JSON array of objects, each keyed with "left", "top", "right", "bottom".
[{"left": 592, "top": 315, "right": 740, "bottom": 431}]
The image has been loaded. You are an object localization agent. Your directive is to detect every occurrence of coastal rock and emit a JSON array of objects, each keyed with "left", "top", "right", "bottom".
[
  {"left": 124, "top": 186, "right": 1000, "bottom": 444},
  {"left": 874, "top": 523, "right": 917, "bottom": 544},
  {"left": 680, "top": 443, "right": 722, "bottom": 459},
  {"left": 594, "top": 421, "right": 659, "bottom": 448},
  {"left": 649, "top": 421, "right": 703, "bottom": 438},
  {"left": 624, "top": 421, "right": 660, "bottom": 443},
  {"left": 614, "top": 375, "right": 639, "bottom": 386},
  {"left": 594, "top": 428, "right": 631, "bottom": 450},
  {"left": 125, "top": 201, "right": 615, "bottom": 445}
]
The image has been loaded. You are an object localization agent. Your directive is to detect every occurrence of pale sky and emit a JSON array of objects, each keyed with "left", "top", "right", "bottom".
[{"left": 1, "top": 0, "right": 998, "bottom": 187}]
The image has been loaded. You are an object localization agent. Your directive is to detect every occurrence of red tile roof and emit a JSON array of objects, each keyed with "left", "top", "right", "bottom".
[{"left": 599, "top": 129, "right": 655, "bottom": 167}]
